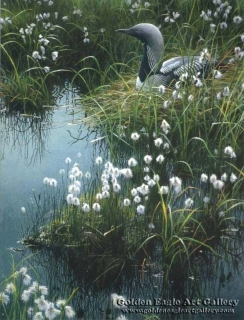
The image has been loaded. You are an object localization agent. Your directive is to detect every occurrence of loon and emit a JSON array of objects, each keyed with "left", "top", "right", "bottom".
[{"left": 116, "top": 23, "right": 220, "bottom": 90}]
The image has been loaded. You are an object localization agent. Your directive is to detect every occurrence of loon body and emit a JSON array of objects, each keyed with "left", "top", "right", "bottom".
[{"left": 117, "top": 23, "right": 219, "bottom": 89}]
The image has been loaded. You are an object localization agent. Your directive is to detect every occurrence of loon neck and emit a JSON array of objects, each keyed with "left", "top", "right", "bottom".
[
  {"left": 138, "top": 45, "right": 152, "bottom": 82},
  {"left": 138, "top": 43, "right": 163, "bottom": 83}
]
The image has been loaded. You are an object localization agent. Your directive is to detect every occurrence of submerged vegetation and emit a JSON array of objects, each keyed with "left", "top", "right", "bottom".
[{"left": 1, "top": 0, "right": 244, "bottom": 319}]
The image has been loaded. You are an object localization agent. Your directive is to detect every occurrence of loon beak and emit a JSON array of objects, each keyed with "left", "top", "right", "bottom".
[
  {"left": 116, "top": 28, "right": 129, "bottom": 34},
  {"left": 116, "top": 27, "right": 141, "bottom": 40}
]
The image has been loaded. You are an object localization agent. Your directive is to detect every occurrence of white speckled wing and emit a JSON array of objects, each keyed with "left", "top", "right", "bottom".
[
  {"left": 160, "top": 56, "right": 213, "bottom": 78},
  {"left": 160, "top": 57, "right": 182, "bottom": 73}
]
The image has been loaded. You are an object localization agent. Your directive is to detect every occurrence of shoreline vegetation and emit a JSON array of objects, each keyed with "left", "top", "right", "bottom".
[{"left": 1, "top": 0, "right": 244, "bottom": 319}]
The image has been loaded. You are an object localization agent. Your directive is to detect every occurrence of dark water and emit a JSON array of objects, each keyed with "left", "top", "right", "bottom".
[
  {"left": 0, "top": 86, "right": 96, "bottom": 276},
  {"left": 0, "top": 86, "right": 244, "bottom": 320}
]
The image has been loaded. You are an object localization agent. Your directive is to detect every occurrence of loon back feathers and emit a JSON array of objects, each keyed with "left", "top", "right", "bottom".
[
  {"left": 157, "top": 55, "right": 219, "bottom": 86},
  {"left": 117, "top": 23, "right": 219, "bottom": 89}
]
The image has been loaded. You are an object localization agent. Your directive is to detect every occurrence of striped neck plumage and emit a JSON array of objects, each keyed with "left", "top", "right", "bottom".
[{"left": 138, "top": 42, "right": 163, "bottom": 83}]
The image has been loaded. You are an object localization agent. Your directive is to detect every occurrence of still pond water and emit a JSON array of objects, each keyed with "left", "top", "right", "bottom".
[{"left": 0, "top": 85, "right": 244, "bottom": 320}]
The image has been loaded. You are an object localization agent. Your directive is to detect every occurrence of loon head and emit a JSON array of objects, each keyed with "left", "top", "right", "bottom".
[
  {"left": 117, "top": 23, "right": 164, "bottom": 84},
  {"left": 116, "top": 23, "right": 163, "bottom": 49}
]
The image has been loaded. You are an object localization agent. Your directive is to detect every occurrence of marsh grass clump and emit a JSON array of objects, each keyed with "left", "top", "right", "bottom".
[
  {"left": 80, "top": 58, "right": 244, "bottom": 167},
  {"left": 22, "top": 118, "right": 244, "bottom": 280}
]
